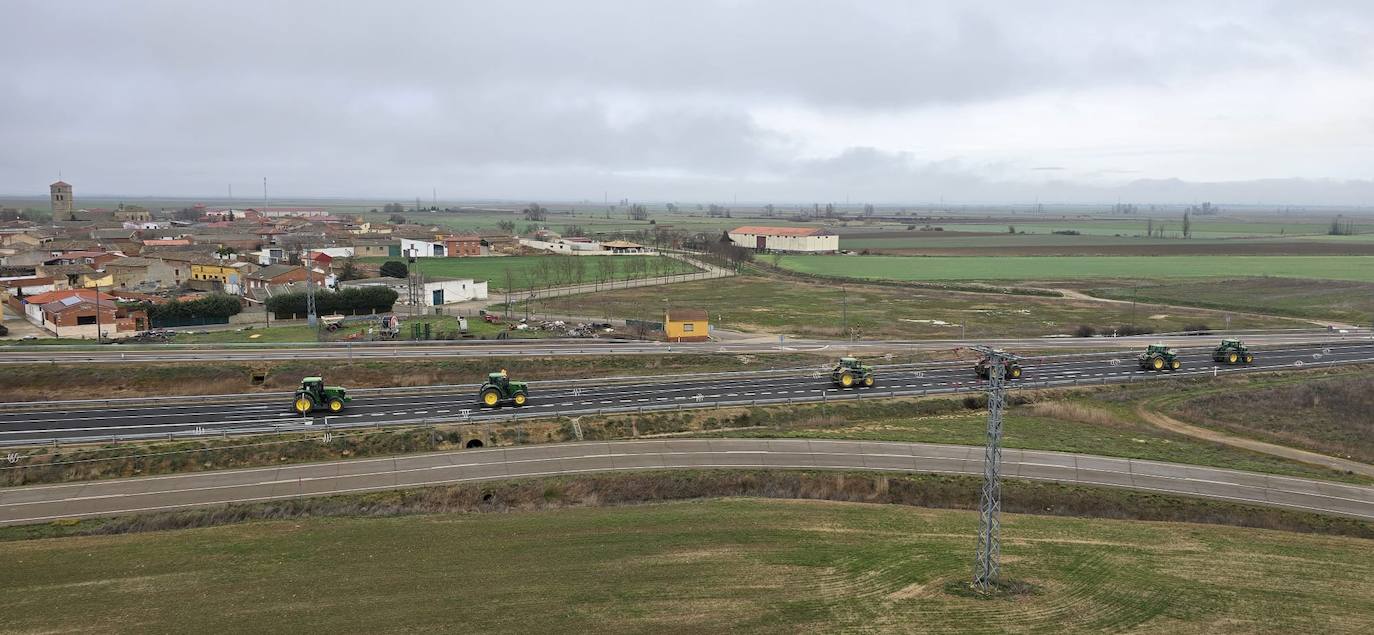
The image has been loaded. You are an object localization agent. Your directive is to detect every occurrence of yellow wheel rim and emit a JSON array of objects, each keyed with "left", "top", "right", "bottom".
[
  {"left": 1245, "top": 355, "right": 1253, "bottom": 363},
  {"left": 514, "top": 393, "right": 527, "bottom": 406},
  {"left": 1228, "top": 353, "right": 1238, "bottom": 364},
  {"left": 1152, "top": 358, "right": 1163, "bottom": 369},
  {"left": 863, "top": 376, "right": 874, "bottom": 387},
  {"left": 1011, "top": 368, "right": 1021, "bottom": 378},
  {"left": 329, "top": 400, "right": 343, "bottom": 412},
  {"left": 840, "top": 374, "right": 853, "bottom": 387},
  {"left": 295, "top": 398, "right": 312, "bottom": 413},
  {"left": 1171, "top": 360, "right": 1181, "bottom": 369},
  {"left": 483, "top": 392, "right": 499, "bottom": 406}
]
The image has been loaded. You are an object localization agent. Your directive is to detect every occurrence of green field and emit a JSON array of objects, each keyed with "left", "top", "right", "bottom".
[
  {"left": 779, "top": 254, "right": 1374, "bottom": 283},
  {"left": 910, "top": 219, "right": 1355, "bottom": 238},
  {"left": 359, "top": 255, "right": 698, "bottom": 291},
  {"left": 1087, "top": 278, "right": 1374, "bottom": 324},
  {"left": 535, "top": 277, "right": 1292, "bottom": 339},
  {"left": 3, "top": 499, "right": 1371, "bottom": 633}
]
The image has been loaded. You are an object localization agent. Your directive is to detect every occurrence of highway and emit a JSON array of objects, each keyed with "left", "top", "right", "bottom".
[
  {"left": 0, "top": 329, "right": 1367, "bottom": 364},
  {"left": 2, "top": 439, "right": 1370, "bottom": 526},
  {"left": 2, "top": 340, "right": 1373, "bottom": 445}
]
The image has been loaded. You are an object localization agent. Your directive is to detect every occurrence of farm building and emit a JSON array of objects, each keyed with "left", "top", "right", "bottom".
[
  {"left": 664, "top": 308, "right": 709, "bottom": 342},
  {"left": 727, "top": 226, "right": 837, "bottom": 253}
]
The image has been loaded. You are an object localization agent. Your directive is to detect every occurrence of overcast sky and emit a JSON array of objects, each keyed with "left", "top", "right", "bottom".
[{"left": 3, "top": 1, "right": 1373, "bottom": 205}]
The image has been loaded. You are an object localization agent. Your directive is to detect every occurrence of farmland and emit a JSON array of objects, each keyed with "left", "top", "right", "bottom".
[
  {"left": 1086, "top": 278, "right": 1374, "bottom": 324},
  {"left": 1173, "top": 375, "right": 1374, "bottom": 463},
  {"left": 777, "top": 254, "right": 1374, "bottom": 283},
  {"left": 533, "top": 276, "right": 1290, "bottom": 339},
  {"left": 358, "top": 255, "right": 698, "bottom": 291},
  {"left": 3, "top": 499, "right": 1371, "bottom": 633}
]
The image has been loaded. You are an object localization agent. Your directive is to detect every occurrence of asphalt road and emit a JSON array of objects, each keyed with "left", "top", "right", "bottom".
[
  {"left": 0, "top": 330, "right": 1366, "bottom": 364},
  {"left": 2, "top": 439, "right": 1370, "bottom": 526},
  {"left": 3, "top": 341, "right": 1373, "bottom": 444}
]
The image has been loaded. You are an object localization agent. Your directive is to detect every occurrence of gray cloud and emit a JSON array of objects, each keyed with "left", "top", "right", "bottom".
[{"left": 2, "top": 0, "right": 1372, "bottom": 204}]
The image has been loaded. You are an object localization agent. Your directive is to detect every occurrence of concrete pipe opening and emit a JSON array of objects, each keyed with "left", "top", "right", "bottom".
[{"left": 465, "top": 439, "right": 484, "bottom": 449}]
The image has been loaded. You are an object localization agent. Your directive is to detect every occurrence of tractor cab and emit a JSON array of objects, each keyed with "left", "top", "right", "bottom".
[
  {"left": 1219, "top": 338, "right": 1241, "bottom": 348},
  {"left": 830, "top": 357, "right": 876, "bottom": 388},
  {"left": 478, "top": 369, "right": 528, "bottom": 408},
  {"left": 292, "top": 376, "right": 351, "bottom": 415},
  {"left": 1145, "top": 343, "right": 1171, "bottom": 355},
  {"left": 300, "top": 377, "right": 325, "bottom": 399}
]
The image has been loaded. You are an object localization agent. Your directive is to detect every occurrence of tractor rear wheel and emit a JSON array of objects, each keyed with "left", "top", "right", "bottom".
[
  {"left": 1244, "top": 354, "right": 1254, "bottom": 364},
  {"left": 839, "top": 372, "right": 853, "bottom": 388},
  {"left": 1227, "top": 352, "right": 1239, "bottom": 364},
  {"left": 513, "top": 392, "right": 528, "bottom": 406},
  {"left": 862, "top": 375, "right": 875, "bottom": 387},
  {"left": 1170, "top": 358, "right": 1181, "bottom": 370},
  {"left": 481, "top": 389, "right": 501, "bottom": 407},
  {"left": 294, "top": 396, "right": 313, "bottom": 415},
  {"left": 328, "top": 398, "right": 344, "bottom": 412},
  {"left": 1151, "top": 356, "right": 1165, "bottom": 370}
]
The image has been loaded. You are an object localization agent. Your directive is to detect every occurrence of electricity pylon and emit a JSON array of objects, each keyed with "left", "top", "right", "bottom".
[{"left": 968, "top": 345, "right": 1019, "bottom": 591}]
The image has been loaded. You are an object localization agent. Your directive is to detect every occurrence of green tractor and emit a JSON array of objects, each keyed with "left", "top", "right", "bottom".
[
  {"left": 974, "top": 352, "right": 1022, "bottom": 380},
  {"left": 1137, "top": 343, "right": 1182, "bottom": 371},
  {"left": 1211, "top": 339, "right": 1254, "bottom": 365},
  {"left": 830, "top": 357, "right": 876, "bottom": 389},
  {"left": 478, "top": 369, "right": 529, "bottom": 408},
  {"left": 292, "top": 376, "right": 351, "bottom": 415}
]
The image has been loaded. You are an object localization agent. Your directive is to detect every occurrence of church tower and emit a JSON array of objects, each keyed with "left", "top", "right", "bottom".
[{"left": 50, "top": 180, "right": 73, "bottom": 220}]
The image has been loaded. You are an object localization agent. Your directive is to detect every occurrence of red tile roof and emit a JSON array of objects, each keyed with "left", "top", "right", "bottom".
[{"left": 22, "top": 289, "right": 118, "bottom": 305}]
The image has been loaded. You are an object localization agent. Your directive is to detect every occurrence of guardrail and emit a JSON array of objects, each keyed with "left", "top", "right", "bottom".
[
  {"left": 3, "top": 339, "right": 1370, "bottom": 412},
  {"left": 5, "top": 354, "right": 1370, "bottom": 448}
]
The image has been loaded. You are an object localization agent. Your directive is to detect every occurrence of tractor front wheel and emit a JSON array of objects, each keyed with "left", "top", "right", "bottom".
[
  {"left": 328, "top": 398, "right": 344, "bottom": 413},
  {"left": 1170, "top": 358, "right": 1182, "bottom": 370},
  {"left": 481, "top": 389, "right": 501, "bottom": 408},
  {"left": 294, "top": 396, "right": 314, "bottom": 415},
  {"left": 838, "top": 372, "right": 853, "bottom": 388},
  {"left": 1244, "top": 354, "right": 1254, "bottom": 364},
  {"left": 1010, "top": 366, "right": 1022, "bottom": 379},
  {"left": 862, "top": 375, "right": 875, "bottom": 387},
  {"left": 513, "top": 392, "right": 528, "bottom": 406}
]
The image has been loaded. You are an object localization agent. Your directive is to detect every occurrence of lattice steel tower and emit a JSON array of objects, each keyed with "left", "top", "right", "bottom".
[{"left": 970, "top": 345, "right": 1017, "bottom": 591}]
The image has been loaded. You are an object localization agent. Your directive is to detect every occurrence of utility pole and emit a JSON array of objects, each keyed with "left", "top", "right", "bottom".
[
  {"left": 304, "top": 255, "right": 318, "bottom": 329},
  {"left": 93, "top": 285, "right": 103, "bottom": 344},
  {"left": 262, "top": 177, "right": 268, "bottom": 217},
  {"left": 968, "top": 345, "right": 1018, "bottom": 592}
]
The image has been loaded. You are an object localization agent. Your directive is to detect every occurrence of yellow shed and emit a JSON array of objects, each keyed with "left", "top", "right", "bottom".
[{"left": 665, "top": 309, "right": 709, "bottom": 342}]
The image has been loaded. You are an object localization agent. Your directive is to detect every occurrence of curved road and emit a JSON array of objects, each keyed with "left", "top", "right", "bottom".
[
  {"left": 2, "top": 439, "right": 1371, "bottom": 526},
  {"left": 3, "top": 341, "right": 1373, "bottom": 444}
]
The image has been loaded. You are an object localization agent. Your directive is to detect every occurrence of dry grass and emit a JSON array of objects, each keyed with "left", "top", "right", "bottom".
[
  {"left": 2, "top": 497, "right": 1373, "bottom": 633},
  {"left": 1025, "top": 401, "right": 1130, "bottom": 428}
]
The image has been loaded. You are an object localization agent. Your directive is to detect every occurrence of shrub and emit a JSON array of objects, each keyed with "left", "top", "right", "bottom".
[
  {"left": 1074, "top": 324, "right": 1097, "bottom": 338},
  {"left": 379, "top": 261, "right": 408, "bottom": 279},
  {"left": 1116, "top": 324, "right": 1154, "bottom": 336}
]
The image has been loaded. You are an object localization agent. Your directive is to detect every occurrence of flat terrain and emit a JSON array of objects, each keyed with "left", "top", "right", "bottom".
[
  {"left": 1086, "top": 277, "right": 1374, "bottom": 324},
  {"left": 535, "top": 276, "right": 1290, "bottom": 339},
  {"left": 841, "top": 232, "right": 1374, "bottom": 256},
  {"left": 1174, "top": 375, "right": 1374, "bottom": 463},
  {"left": 358, "top": 254, "right": 696, "bottom": 291},
  {"left": 2, "top": 499, "right": 1371, "bottom": 633},
  {"left": 778, "top": 254, "right": 1374, "bottom": 283}
]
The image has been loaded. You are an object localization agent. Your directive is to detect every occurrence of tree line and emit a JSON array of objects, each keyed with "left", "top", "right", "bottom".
[{"left": 264, "top": 287, "right": 399, "bottom": 319}]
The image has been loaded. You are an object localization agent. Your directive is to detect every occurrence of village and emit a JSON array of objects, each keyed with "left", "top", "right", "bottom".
[{"left": 0, "top": 181, "right": 731, "bottom": 342}]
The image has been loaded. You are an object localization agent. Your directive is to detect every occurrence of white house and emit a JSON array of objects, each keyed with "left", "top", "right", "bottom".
[
  {"left": 339, "top": 276, "right": 488, "bottom": 306},
  {"left": 399, "top": 238, "right": 446, "bottom": 258},
  {"left": 727, "top": 226, "right": 838, "bottom": 253}
]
